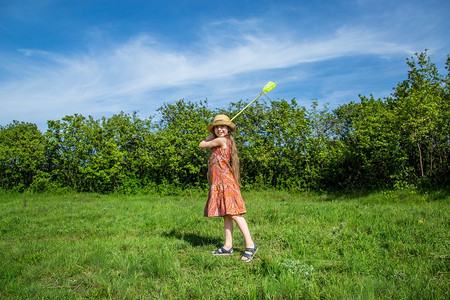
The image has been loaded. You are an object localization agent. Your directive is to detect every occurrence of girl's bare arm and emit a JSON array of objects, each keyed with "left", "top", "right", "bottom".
[{"left": 199, "top": 135, "right": 227, "bottom": 149}]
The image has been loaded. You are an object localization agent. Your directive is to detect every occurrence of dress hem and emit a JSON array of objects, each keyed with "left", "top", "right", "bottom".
[{"left": 204, "top": 212, "right": 247, "bottom": 218}]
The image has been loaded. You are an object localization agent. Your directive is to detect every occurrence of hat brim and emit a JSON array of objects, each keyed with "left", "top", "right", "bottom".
[{"left": 207, "top": 120, "right": 236, "bottom": 133}]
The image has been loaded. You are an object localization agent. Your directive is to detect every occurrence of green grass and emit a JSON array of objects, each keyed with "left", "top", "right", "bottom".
[{"left": 0, "top": 189, "right": 448, "bottom": 299}]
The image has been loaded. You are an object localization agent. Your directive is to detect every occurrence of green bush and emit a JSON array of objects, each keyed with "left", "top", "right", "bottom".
[{"left": 0, "top": 51, "right": 448, "bottom": 193}]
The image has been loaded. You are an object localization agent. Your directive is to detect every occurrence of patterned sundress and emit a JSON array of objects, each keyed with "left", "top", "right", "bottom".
[{"left": 204, "top": 139, "right": 247, "bottom": 217}]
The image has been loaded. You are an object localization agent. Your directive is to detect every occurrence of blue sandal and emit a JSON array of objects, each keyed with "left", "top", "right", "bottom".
[
  {"left": 212, "top": 246, "right": 234, "bottom": 256},
  {"left": 241, "top": 245, "right": 258, "bottom": 262}
]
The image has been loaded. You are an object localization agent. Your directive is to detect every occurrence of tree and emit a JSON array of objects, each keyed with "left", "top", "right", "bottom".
[
  {"left": 154, "top": 99, "right": 212, "bottom": 189},
  {"left": 331, "top": 96, "right": 402, "bottom": 189},
  {"left": 46, "top": 114, "right": 97, "bottom": 191},
  {"left": 389, "top": 51, "right": 449, "bottom": 186},
  {"left": 100, "top": 112, "right": 155, "bottom": 193},
  {"left": 0, "top": 121, "right": 45, "bottom": 190}
]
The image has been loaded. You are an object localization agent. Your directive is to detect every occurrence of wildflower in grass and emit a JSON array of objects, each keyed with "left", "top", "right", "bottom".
[{"left": 280, "top": 259, "right": 314, "bottom": 279}]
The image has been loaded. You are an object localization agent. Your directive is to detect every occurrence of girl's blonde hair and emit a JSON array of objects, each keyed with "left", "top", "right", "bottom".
[
  {"left": 209, "top": 127, "right": 241, "bottom": 186},
  {"left": 227, "top": 133, "right": 241, "bottom": 185}
]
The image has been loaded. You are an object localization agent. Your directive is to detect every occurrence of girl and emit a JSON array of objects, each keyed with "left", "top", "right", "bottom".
[{"left": 199, "top": 114, "right": 257, "bottom": 262}]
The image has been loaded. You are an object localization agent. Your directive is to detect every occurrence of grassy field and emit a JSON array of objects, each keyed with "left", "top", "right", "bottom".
[{"left": 0, "top": 189, "right": 448, "bottom": 299}]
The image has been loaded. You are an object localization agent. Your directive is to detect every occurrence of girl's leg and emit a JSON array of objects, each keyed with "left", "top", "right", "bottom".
[
  {"left": 223, "top": 215, "right": 234, "bottom": 250},
  {"left": 231, "top": 215, "right": 256, "bottom": 260},
  {"left": 211, "top": 215, "right": 234, "bottom": 254}
]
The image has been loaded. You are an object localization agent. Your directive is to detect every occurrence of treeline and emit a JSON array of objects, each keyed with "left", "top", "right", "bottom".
[{"left": 1, "top": 52, "right": 449, "bottom": 193}]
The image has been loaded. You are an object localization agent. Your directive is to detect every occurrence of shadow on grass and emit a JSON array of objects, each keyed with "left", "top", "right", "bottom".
[{"left": 163, "top": 230, "right": 222, "bottom": 247}]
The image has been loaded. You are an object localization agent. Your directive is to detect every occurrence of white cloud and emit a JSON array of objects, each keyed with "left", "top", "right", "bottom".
[{"left": 0, "top": 7, "right": 443, "bottom": 130}]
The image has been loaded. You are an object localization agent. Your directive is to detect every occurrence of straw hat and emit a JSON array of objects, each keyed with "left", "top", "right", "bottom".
[{"left": 207, "top": 114, "right": 236, "bottom": 133}]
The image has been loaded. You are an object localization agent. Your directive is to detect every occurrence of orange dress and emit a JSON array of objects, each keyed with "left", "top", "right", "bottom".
[{"left": 204, "top": 140, "right": 246, "bottom": 217}]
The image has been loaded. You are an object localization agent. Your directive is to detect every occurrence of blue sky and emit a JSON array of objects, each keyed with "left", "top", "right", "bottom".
[{"left": 1, "top": 0, "right": 449, "bottom": 131}]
